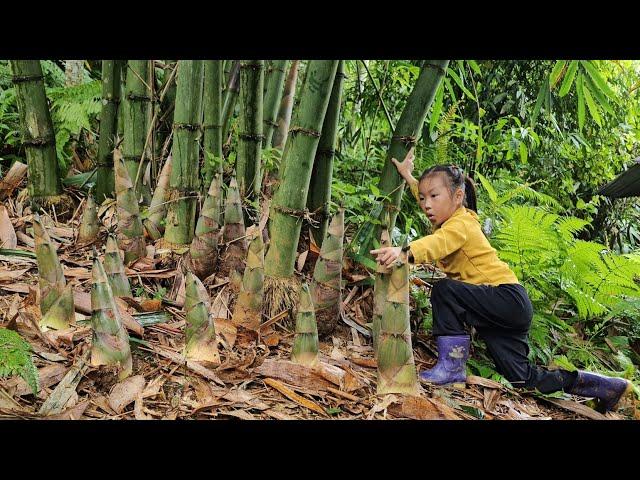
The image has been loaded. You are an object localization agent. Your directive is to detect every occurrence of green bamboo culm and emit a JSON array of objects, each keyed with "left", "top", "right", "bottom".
[
  {"left": 311, "top": 208, "right": 344, "bottom": 338},
  {"left": 272, "top": 60, "right": 300, "bottom": 150},
  {"left": 163, "top": 60, "right": 205, "bottom": 247},
  {"left": 262, "top": 60, "right": 288, "bottom": 147},
  {"left": 184, "top": 271, "right": 220, "bottom": 364},
  {"left": 115, "top": 152, "right": 146, "bottom": 264},
  {"left": 104, "top": 234, "right": 132, "bottom": 298},
  {"left": 291, "top": 283, "right": 320, "bottom": 367},
  {"left": 122, "top": 60, "right": 151, "bottom": 196},
  {"left": 376, "top": 243, "right": 418, "bottom": 395},
  {"left": 307, "top": 60, "right": 345, "bottom": 247},
  {"left": 236, "top": 60, "right": 264, "bottom": 202},
  {"left": 9, "top": 61, "right": 62, "bottom": 201},
  {"left": 33, "top": 215, "right": 74, "bottom": 331},
  {"left": 264, "top": 60, "right": 339, "bottom": 279},
  {"left": 221, "top": 61, "right": 241, "bottom": 142},
  {"left": 231, "top": 229, "right": 265, "bottom": 331},
  {"left": 77, "top": 192, "right": 100, "bottom": 244},
  {"left": 203, "top": 60, "right": 224, "bottom": 187},
  {"left": 189, "top": 173, "right": 222, "bottom": 280},
  {"left": 95, "top": 60, "right": 122, "bottom": 202},
  {"left": 358, "top": 60, "right": 449, "bottom": 259},
  {"left": 372, "top": 220, "right": 392, "bottom": 355},
  {"left": 90, "top": 249, "right": 132, "bottom": 380}
]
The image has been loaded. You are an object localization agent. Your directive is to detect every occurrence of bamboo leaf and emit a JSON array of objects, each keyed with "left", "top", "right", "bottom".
[
  {"left": 519, "top": 141, "right": 528, "bottom": 164},
  {"left": 468, "top": 60, "right": 481, "bottom": 75},
  {"left": 576, "top": 74, "right": 585, "bottom": 131},
  {"left": 559, "top": 60, "right": 579, "bottom": 97},
  {"left": 580, "top": 60, "right": 617, "bottom": 102},
  {"left": 446, "top": 68, "right": 476, "bottom": 101},
  {"left": 549, "top": 61, "right": 567, "bottom": 89},
  {"left": 584, "top": 75, "right": 615, "bottom": 116},
  {"left": 475, "top": 172, "right": 498, "bottom": 203},
  {"left": 531, "top": 76, "right": 548, "bottom": 126},
  {"left": 582, "top": 82, "right": 602, "bottom": 127}
]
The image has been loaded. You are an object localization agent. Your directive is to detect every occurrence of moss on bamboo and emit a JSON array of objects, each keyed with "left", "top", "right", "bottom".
[
  {"left": 291, "top": 283, "right": 319, "bottom": 367},
  {"left": 33, "top": 215, "right": 74, "bottom": 331},
  {"left": 143, "top": 155, "right": 172, "bottom": 240},
  {"left": 90, "top": 250, "right": 132, "bottom": 380},
  {"left": 311, "top": 208, "right": 344, "bottom": 338},
  {"left": 104, "top": 234, "right": 132, "bottom": 297},
  {"left": 184, "top": 271, "right": 219, "bottom": 364},
  {"left": 189, "top": 174, "right": 222, "bottom": 280},
  {"left": 376, "top": 246, "right": 418, "bottom": 395},
  {"left": 77, "top": 193, "right": 99, "bottom": 244},
  {"left": 115, "top": 152, "right": 146, "bottom": 264},
  {"left": 231, "top": 229, "right": 265, "bottom": 330}
]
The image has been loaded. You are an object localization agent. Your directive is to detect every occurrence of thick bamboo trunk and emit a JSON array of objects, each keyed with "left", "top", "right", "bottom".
[
  {"left": 262, "top": 60, "right": 288, "bottom": 147},
  {"left": 33, "top": 216, "right": 74, "bottom": 331},
  {"left": 189, "top": 173, "right": 222, "bottom": 280},
  {"left": 64, "top": 60, "right": 84, "bottom": 86},
  {"left": 231, "top": 230, "right": 265, "bottom": 330},
  {"left": 9, "top": 61, "right": 62, "bottom": 201},
  {"left": 143, "top": 154, "right": 172, "bottom": 240},
  {"left": 264, "top": 60, "right": 339, "bottom": 279},
  {"left": 104, "top": 234, "right": 132, "bottom": 297},
  {"left": 291, "top": 283, "right": 319, "bottom": 367},
  {"left": 95, "top": 60, "right": 122, "bottom": 202},
  {"left": 122, "top": 60, "right": 151, "bottom": 196},
  {"left": 372, "top": 221, "right": 392, "bottom": 355},
  {"left": 203, "top": 60, "right": 224, "bottom": 187},
  {"left": 271, "top": 60, "right": 300, "bottom": 150},
  {"left": 115, "top": 153, "right": 146, "bottom": 264},
  {"left": 311, "top": 209, "right": 344, "bottom": 338},
  {"left": 184, "top": 272, "right": 219, "bottom": 364},
  {"left": 90, "top": 250, "right": 132, "bottom": 380},
  {"left": 359, "top": 60, "right": 449, "bottom": 258},
  {"left": 221, "top": 61, "right": 241, "bottom": 141},
  {"left": 237, "top": 60, "right": 264, "bottom": 201},
  {"left": 307, "top": 61, "right": 345, "bottom": 247},
  {"left": 163, "top": 60, "right": 205, "bottom": 247},
  {"left": 376, "top": 246, "right": 418, "bottom": 395}
]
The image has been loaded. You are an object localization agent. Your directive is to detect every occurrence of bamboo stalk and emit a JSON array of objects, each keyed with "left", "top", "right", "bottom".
[
  {"left": 143, "top": 154, "right": 172, "bottom": 240},
  {"left": 95, "top": 60, "right": 122, "bottom": 202},
  {"left": 189, "top": 174, "right": 222, "bottom": 280},
  {"left": 104, "top": 234, "right": 132, "bottom": 297},
  {"left": 77, "top": 193, "right": 99, "bottom": 244},
  {"left": 184, "top": 271, "right": 220, "bottom": 364},
  {"left": 9, "top": 60, "right": 62, "bottom": 201},
  {"left": 272, "top": 60, "right": 300, "bottom": 150},
  {"left": 307, "top": 60, "right": 345, "bottom": 246},
  {"left": 33, "top": 215, "right": 74, "bottom": 331},
  {"left": 237, "top": 60, "right": 264, "bottom": 201},
  {"left": 262, "top": 60, "right": 288, "bottom": 147},
  {"left": 291, "top": 283, "right": 319, "bottom": 367},
  {"left": 264, "top": 60, "right": 339, "bottom": 280},
  {"left": 221, "top": 61, "right": 241, "bottom": 141},
  {"left": 90, "top": 250, "right": 133, "bottom": 380},
  {"left": 311, "top": 209, "right": 344, "bottom": 338},
  {"left": 231, "top": 229, "right": 265, "bottom": 330},
  {"left": 376, "top": 244, "right": 418, "bottom": 395},
  {"left": 115, "top": 151, "right": 146, "bottom": 264},
  {"left": 163, "top": 60, "right": 205, "bottom": 247},
  {"left": 372, "top": 222, "right": 392, "bottom": 355},
  {"left": 203, "top": 60, "right": 224, "bottom": 187}
]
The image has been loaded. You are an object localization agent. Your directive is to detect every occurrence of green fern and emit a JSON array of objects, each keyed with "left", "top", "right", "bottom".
[
  {"left": 0, "top": 328, "right": 39, "bottom": 395},
  {"left": 435, "top": 101, "right": 460, "bottom": 163}
]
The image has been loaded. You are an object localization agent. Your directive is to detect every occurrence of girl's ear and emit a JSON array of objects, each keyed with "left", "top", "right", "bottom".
[{"left": 454, "top": 187, "right": 465, "bottom": 205}]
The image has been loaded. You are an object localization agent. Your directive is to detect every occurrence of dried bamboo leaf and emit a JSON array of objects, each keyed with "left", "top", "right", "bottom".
[{"left": 0, "top": 205, "right": 17, "bottom": 249}]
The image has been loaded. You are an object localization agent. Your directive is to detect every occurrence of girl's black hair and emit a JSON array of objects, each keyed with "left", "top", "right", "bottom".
[{"left": 419, "top": 164, "right": 478, "bottom": 212}]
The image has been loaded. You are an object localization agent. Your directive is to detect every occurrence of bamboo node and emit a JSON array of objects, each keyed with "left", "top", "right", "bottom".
[
  {"left": 271, "top": 204, "right": 320, "bottom": 227},
  {"left": 391, "top": 135, "right": 417, "bottom": 147},
  {"left": 11, "top": 74, "right": 44, "bottom": 84},
  {"left": 264, "top": 120, "right": 278, "bottom": 128},
  {"left": 23, "top": 135, "right": 55, "bottom": 148},
  {"left": 173, "top": 122, "right": 202, "bottom": 132},
  {"left": 239, "top": 133, "right": 265, "bottom": 142},
  {"left": 202, "top": 124, "right": 223, "bottom": 130},
  {"left": 289, "top": 127, "right": 321, "bottom": 138},
  {"left": 316, "top": 148, "right": 336, "bottom": 157},
  {"left": 126, "top": 93, "right": 152, "bottom": 102}
]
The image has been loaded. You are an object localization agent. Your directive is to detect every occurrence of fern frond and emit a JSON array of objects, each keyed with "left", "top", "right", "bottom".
[
  {"left": 0, "top": 328, "right": 39, "bottom": 395},
  {"left": 435, "top": 101, "right": 460, "bottom": 164}
]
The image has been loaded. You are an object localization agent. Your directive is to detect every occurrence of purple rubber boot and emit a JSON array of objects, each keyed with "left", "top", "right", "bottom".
[
  {"left": 568, "top": 371, "right": 633, "bottom": 412},
  {"left": 419, "top": 335, "right": 470, "bottom": 387}
]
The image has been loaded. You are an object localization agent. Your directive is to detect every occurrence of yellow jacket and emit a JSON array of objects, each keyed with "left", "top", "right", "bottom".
[{"left": 408, "top": 204, "right": 519, "bottom": 287}]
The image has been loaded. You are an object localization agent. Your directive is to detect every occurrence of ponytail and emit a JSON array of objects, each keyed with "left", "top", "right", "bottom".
[{"left": 463, "top": 175, "right": 477, "bottom": 213}]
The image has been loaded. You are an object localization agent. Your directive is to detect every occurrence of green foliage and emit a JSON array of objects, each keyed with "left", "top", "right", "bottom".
[{"left": 0, "top": 328, "right": 39, "bottom": 395}]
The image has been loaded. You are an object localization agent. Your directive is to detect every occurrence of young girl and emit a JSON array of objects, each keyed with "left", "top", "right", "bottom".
[{"left": 370, "top": 149, "right": 633, "bottom": 413}]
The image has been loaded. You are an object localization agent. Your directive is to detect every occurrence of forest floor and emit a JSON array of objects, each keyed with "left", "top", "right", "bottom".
[{"left": 0, "top": 183, "right": 636, "bottom": 421}]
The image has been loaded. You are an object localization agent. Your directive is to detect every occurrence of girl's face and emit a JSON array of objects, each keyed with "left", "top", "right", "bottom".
[{"left": 418, "top": 173, "right": 464, "bottom": 227}]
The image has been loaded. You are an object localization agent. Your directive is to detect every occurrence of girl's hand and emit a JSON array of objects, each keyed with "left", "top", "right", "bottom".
[
  {"left": 370, "top": 246, "right": 403, "bottom": 268},
  {"left": 391, "top": 147, "right": 415, "bottom": 180}
]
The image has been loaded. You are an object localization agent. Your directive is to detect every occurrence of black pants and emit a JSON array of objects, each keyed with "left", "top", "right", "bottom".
[{"left": 430, "top": 279, "right": 577, "bottom": 394}]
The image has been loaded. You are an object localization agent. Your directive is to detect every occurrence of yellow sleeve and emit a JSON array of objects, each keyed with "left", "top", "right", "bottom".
[
  {"left": 409, "top": 217, "right": 467, "bottom": 264},
  {"left": 408, "top": 179, "right": 420, "bottom": 203}
]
